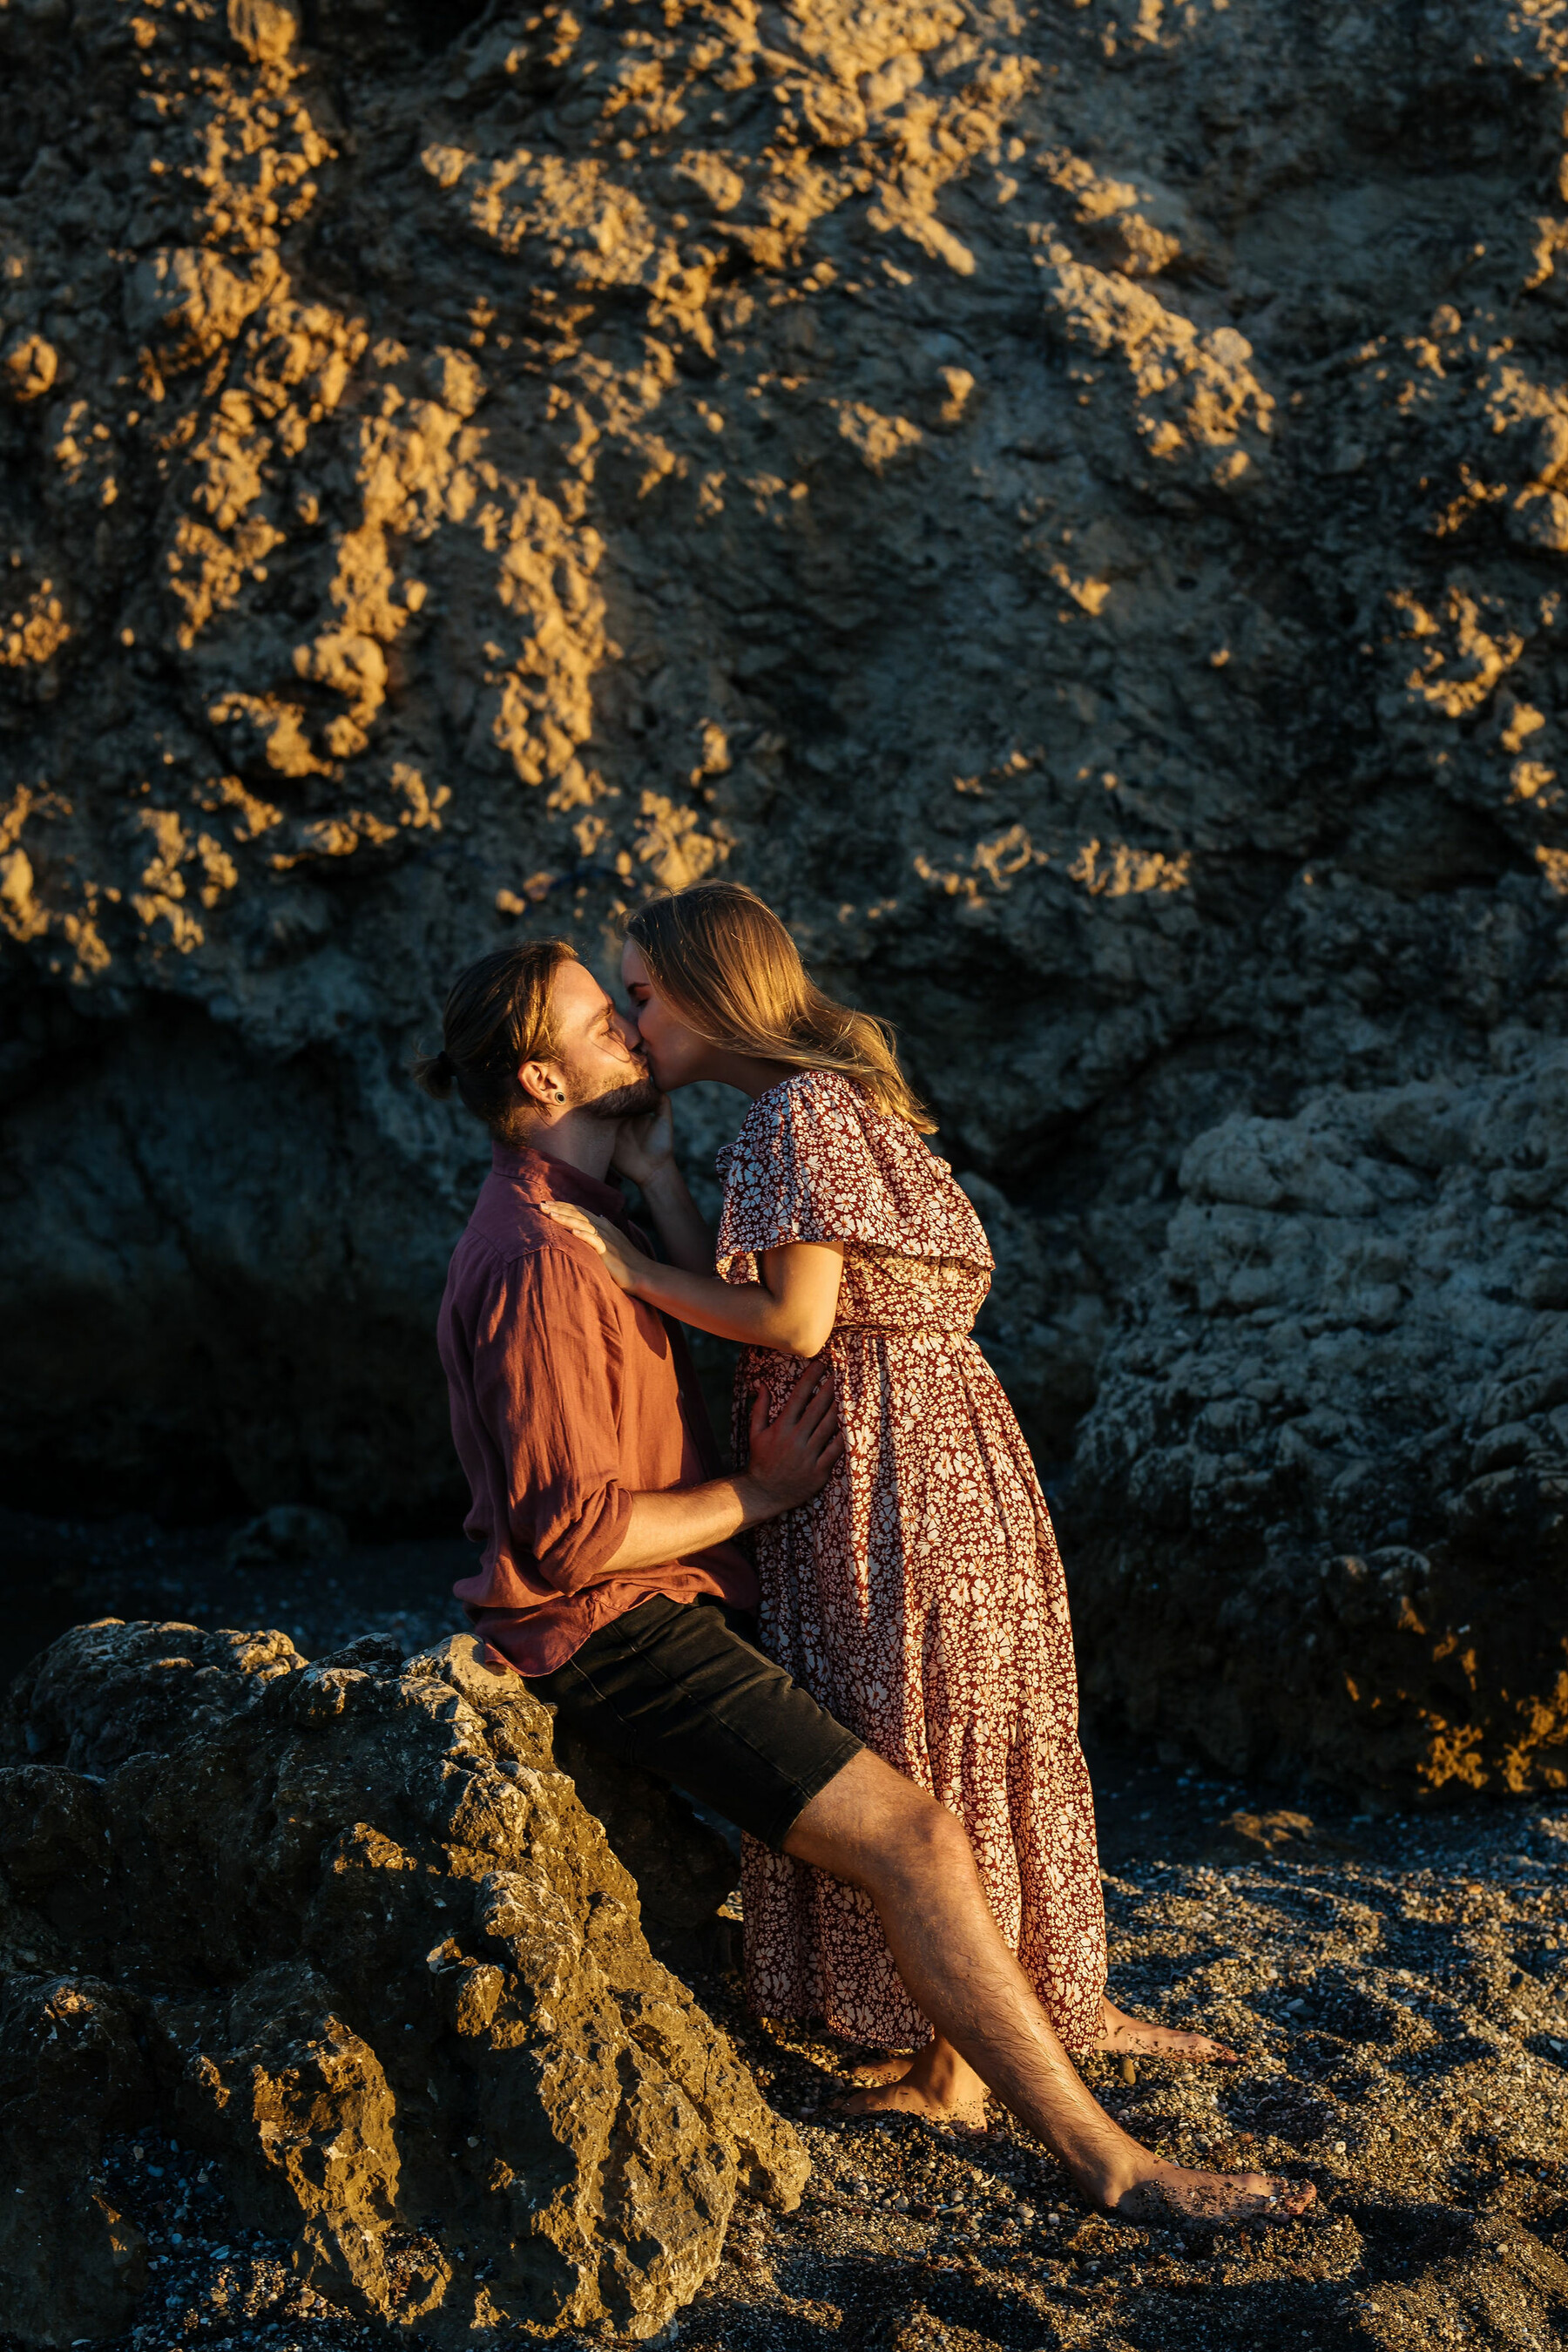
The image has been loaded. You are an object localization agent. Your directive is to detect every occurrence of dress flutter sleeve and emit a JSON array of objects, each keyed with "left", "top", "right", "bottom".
[{"left": 714, "top": 1071, "right": 994, "bottom": 1281}]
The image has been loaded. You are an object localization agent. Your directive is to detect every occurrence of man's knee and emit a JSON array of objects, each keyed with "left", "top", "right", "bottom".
[
  {"left": 892, "top": 1785, "right": 971, "bottom": 1873},
  {"left": 787, "top": 1746, "right": 972, "bottom": 1882}
]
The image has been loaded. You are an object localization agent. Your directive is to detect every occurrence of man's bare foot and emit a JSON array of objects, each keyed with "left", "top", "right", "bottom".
[
  {"left": 1107, "top": 2159, "right": 1315, "bottom": 2229},
  {"left": 1097, "top": 1998, "right": 1240, "bottom": 2065},
  {"left": 835, "top": 2033, "right": 988, "bottom": 2126}
]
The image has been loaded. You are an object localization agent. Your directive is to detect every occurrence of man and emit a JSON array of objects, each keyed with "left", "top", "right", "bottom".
[{"left": 417, "top": 938, "right": 1312, "bottom": 2227}]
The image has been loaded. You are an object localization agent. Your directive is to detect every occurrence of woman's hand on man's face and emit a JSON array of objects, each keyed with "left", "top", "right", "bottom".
[
  {"left": 610, "top": 1095, "right": 675, "bottom": 1187},
  {"left": 541, "top": 1201, "right": 650, "bottom": 1291}
]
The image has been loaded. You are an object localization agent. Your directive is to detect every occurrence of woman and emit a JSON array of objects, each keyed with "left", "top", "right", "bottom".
[{"left": 545, "top": 881, "right": 1233, "bottom": 2121}]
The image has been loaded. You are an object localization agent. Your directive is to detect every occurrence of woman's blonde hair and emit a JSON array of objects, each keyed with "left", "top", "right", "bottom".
[{"left": 625, "top": 882, "right": 934, "bottom": 1131}]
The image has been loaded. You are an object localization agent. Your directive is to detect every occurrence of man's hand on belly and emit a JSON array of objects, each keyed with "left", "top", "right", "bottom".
[
  {"left": 602, "top": 1357, "right": 841, "bottom": 1572},
  {"left": 740, "top": 1355, "right": 842, "bottom": 1513}
]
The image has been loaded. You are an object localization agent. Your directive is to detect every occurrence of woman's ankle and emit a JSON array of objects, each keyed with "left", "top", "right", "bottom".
[{"left": 911, "top": 2038, "right": 986, "bottom": 2100}]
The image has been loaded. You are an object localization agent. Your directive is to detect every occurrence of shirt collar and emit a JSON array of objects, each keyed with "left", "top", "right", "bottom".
[{"left": 490, "top": 1140, "right": 631, "bottom": 1223}]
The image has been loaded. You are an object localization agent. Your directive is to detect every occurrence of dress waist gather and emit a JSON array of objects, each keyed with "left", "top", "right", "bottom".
[{"left": 828, "top": 1319, "right": 978, "bottom": 1341}]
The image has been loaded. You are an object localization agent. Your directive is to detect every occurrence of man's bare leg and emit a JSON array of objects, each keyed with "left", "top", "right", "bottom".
[
  {"left": 786, "top": 1751, "right": 1315, "bottom": 2224},
  {"left": 847, "top": 2002, "right": 1236, "bottom": 2107}
]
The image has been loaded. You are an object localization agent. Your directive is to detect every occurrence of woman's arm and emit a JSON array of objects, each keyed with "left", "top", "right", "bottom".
[
  {"left": 632, "top": 1164, "right": 716, "bottom": 1277},
  {"left": 610, "top": 1099, "right": 715, "bottom": 1275},
  {"left": 543, "top": 1202, "right": 844, "bottom": 1357}
]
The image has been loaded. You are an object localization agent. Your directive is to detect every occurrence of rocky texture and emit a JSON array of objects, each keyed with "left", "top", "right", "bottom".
[
  {"left": 707, "top": 1787, "right": 1568, "bottom": 2352},
  {"left": 8, "top": 1752, "right": 1568, "bottom": 2352},
  {"left": 0, "top": 1969, "right": 151, "bottom": 2348},
  {"left": 548, "top": 1713, "right": 741, "bottom": 1976},
  {"left": 1068, "top": 1045, "right": 1568, "bottom": 1801},
  {"left": 0, "top": 1506, "right": 473, "bottom": 1694},
  {"left": 6, "top": 0, "right": 1568, "bottom": 1787},
  {"left": 0, "top": 1619, "right": 803, "bottom": 2347},
  {"left": 0, "top": 1504, "right": 744, "bottom": 1971}
]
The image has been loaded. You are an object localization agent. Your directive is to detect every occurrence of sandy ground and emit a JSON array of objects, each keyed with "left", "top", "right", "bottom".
[
  {"left": 673, "top": 1786, "right": 1568, "bottom": 2352},
  {"left": 3, "top": 1517, "right": 1566, "bottom": 2351}
]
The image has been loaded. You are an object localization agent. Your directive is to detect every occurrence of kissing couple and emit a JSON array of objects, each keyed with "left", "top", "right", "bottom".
[{"left": 416, "top": 878, "right": 1313, "bottom": 2225}]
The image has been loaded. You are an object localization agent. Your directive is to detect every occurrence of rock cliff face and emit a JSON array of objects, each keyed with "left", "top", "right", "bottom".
[
  {"left": 0, "top": 1619, "right": 804, "bottom": 2347},
  {"left": 1067, "top": 1051, "right": 1568, "bottom": 1802},
  {"left": 4, "top": 0, "right": 1568, "bottom": 1786}
]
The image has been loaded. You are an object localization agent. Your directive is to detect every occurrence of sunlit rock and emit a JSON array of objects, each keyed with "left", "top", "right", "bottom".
[{"left": 0, "top": 1623, "right": 803, "bottom": 2346}]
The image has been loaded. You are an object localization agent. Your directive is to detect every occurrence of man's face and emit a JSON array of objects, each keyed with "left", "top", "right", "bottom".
[{"left": 543, "top": 959, "right": 661, "bottom": 1119}]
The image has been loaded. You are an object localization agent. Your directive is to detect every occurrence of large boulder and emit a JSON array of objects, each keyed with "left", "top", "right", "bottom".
[
  {"left": 0, "top": 1620, "right": 805, "bottom": 2347},
  {"left": 1065, "top": 1044, "right": 1568, "bottom": 1801},
  {"left": 4, "top": 0, "right": 1568, "bottom": 1528}
]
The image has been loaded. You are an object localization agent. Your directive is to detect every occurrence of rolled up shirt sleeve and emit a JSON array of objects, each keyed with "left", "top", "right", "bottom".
[{"left": 470, "top": 1244, "right": 635, "bottom": 1592}]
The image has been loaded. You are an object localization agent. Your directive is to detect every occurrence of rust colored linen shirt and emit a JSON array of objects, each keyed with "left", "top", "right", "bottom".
[{"left": 439, "top": 1140, "right": 757, "bottom": 1675}]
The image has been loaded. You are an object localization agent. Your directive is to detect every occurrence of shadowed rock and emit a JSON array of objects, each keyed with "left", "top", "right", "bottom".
[
  {"left": 5, "top": 0, "right": 1568, "bottom": 1540},
  {"left": 7, "top": 0, "right": 1568, "bottom": 1794},
  {"left": 0, "top": 1620, "right": 805, "bottom": 2346},
  {"left": 0, "top": 1972, "right": 150, "bottom": 2347},
  {"left": 1066, "top": 1052, "right": 1568, "bottom": 1799}
]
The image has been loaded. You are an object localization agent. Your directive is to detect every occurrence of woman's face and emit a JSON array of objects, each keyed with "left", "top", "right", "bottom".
[{"left": 621, "top": 939, "right": 710, "bottom": 1089}]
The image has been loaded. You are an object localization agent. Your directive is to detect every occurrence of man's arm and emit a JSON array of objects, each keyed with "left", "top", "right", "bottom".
[
  {"left": 598, "top": 1360, "right": 841, "bottom": 1572},
  {"left": 472, "top": 1245, "right": 840, "bottom": 1594}
]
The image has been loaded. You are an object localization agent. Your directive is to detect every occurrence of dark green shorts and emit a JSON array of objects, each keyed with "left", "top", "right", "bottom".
[{"left": 525, "top": 1595, "right": 862, "bottom": 1850}]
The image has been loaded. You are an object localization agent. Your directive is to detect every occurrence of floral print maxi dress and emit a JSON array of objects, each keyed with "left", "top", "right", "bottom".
[{"left": 717, "top": 1070, "right": 1108, "bottom": 2058}]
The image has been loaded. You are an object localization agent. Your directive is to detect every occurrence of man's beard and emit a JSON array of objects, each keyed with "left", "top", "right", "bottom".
[{"left": 577, "top": 1065, "right": 662, "bottom": 1121}]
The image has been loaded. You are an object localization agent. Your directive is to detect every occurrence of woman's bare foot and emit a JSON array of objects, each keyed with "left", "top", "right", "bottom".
[
  {"left": 1096, "top": 1998, "right": 1240, "bottom": 2065},
  {"left": 835, "top": 2034, "right": 988, "bottom": 2126},
  {"left": 846, "top": 2049, "right": 916, "bottom": 2086},
  {"left": 1107, "top": 2159, "right": 1315, "bottom": 2228}
]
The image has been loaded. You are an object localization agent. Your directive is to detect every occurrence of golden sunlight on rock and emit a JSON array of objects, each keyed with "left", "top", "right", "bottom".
[{"left": 2, "top": 0, "right": 1568, "bottom": 1818}]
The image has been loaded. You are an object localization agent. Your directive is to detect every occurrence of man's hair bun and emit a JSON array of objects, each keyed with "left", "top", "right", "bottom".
[{"left": 412, "top": 1044, "right": 456, "bottom": 1099}]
